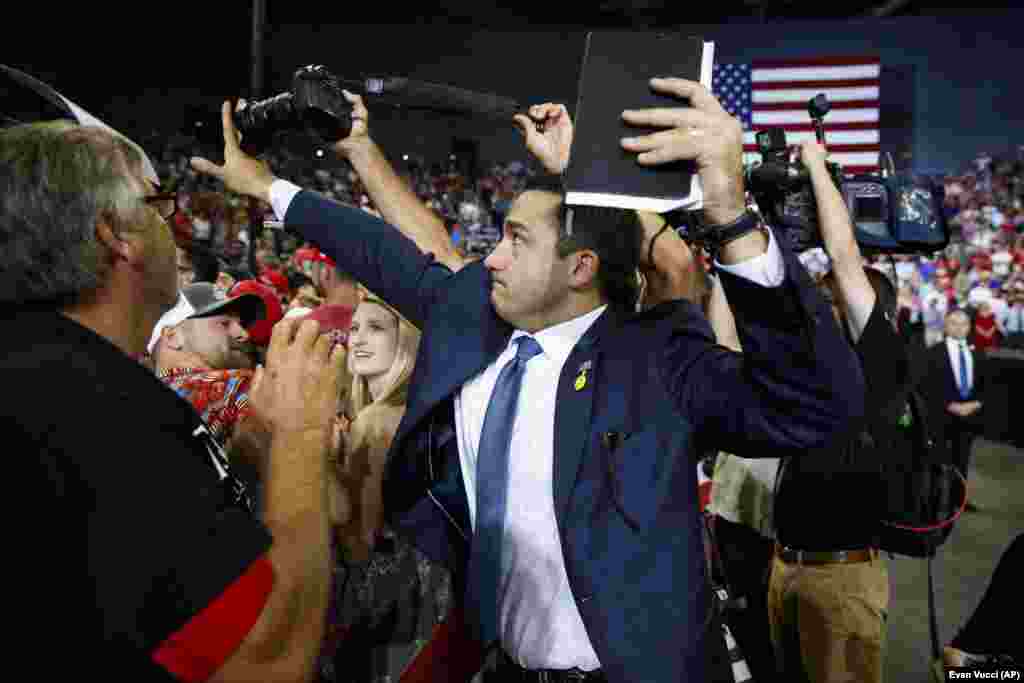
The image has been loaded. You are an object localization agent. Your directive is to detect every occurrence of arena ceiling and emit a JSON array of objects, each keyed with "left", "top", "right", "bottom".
[{"left": 266, "top": 0, "right": 1021, "bottom": 27}]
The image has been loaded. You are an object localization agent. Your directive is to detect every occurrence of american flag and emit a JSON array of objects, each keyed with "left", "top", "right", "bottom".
[{"left": 713, "top": 56, "right": 881, "bottom": 174}]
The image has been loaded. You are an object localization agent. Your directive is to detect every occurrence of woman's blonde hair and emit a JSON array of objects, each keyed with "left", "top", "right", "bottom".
[{"left": 348, "top": 296, "right": 421, "bottom": 417}]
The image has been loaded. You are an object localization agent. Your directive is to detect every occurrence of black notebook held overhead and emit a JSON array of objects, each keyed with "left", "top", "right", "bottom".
[{"left": 564, "top": 32, "right": 714, "bottom": 213}]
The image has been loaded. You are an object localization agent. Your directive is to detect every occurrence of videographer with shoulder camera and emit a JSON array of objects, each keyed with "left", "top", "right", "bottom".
[
  {"left": 768, "top": 140, "right": 911, "bottom": 683},
  {"left": 1, "top": 120, "right": 346, "bottom": 681}
]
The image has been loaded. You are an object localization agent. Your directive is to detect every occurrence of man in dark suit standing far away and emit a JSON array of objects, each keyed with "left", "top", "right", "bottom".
[
  {"left": 193, "top": 77, "right": 866, "bottom": 683},
  {"left": 916, "top": 309, "right": 986, "bottom": 510}
]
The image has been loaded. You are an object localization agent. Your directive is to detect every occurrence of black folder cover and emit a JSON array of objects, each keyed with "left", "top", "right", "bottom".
[{"left": 564, "top": 32, "right": 714, "bottom": 213}]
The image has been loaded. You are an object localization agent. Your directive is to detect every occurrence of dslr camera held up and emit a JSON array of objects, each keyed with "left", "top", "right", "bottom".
[
  {"left": 233, "top": 65, "right": 353, "bottom": 156},
  {"left": 744, "top": 94, "right": 949, "bottom": 255}
]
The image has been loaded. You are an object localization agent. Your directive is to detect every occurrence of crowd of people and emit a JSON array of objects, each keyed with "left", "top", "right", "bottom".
[
  {"left": 4, "top": 71, "right": 1021, "bottom": 683},
  {"left": 152, "top": 123, "right": 1024, "bottom": 366},
  {"left": 875, "top": 151, "right": 1024, "bottom": 351}
]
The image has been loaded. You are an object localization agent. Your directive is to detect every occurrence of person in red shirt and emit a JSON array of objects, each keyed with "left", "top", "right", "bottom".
[{"left": 972, "top": 301, "right": 1001, "bottom": 352}]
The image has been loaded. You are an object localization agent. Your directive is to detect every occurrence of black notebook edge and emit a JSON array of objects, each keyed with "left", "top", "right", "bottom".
[{"left": 564, "top": 37, "right": 716, "bottom": 214}]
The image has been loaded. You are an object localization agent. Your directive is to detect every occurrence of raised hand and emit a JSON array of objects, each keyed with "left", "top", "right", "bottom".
[
  {"left": 333, "top": 90, "right": 371, "bottom": 157},
  {"left": 190, "top": 100, "right": 277, "bottom": 202},
  {"left": 514, "top": 103, "right": 573, "bottom": 175},
  {"left": 621, "top": 78, "right": 746, "bottom": 226}
]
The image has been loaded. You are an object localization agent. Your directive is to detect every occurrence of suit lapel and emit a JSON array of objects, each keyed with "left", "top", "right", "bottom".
[
  {"left": 553, "top": 307, "right": 620, "bottom": 521},
  {"left": 939, "top": 341, "right": 959, "bottom": 398}
]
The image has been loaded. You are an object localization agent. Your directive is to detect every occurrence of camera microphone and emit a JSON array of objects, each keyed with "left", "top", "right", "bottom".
[{"left": 361, "top": 77, "right": 527, "bottom": 122}]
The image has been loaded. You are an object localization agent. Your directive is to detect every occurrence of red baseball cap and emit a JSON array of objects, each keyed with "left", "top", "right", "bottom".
[
  {"left": 293, "top": 246, "right": 319, "bottom": 268},
  {"left": 303, "top": 304, "right": 354, "bottom": 350},
  {"left": 230, "top": 280, "right": 284, "bottom": 346},
  {"left": 258, "top": 268, "right": 290, "bottom": 298}
]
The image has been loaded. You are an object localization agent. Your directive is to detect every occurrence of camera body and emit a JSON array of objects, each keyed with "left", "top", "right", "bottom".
[
  {"left": 234, "top": 65, "right": 353, "bottom": 155},
  {"left": 743, "top": 94, "right": 949, "bottom": 255}
]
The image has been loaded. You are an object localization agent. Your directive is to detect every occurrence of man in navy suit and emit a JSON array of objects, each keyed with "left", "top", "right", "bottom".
[
  {"left": 193, "top": 77, "right": 865, "bottom": 683},
  {"left": 916, "top": 309, "right": 986, "bottom": 507}
]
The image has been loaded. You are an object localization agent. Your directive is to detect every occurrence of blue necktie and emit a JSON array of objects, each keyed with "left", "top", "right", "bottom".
[
  {"left": 465, "top": 335, "right": 543, "bottom": 647},
  {"left": 958, "top": 342, "right": 971, "bottom": 399}
]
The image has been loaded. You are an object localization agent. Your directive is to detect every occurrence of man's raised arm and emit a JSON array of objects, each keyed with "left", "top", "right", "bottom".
[
  {"left": 333, "top": 91, "right": 466, "bottom": 272},
  {"left": 192, "top": 101, "right": 450, "bottom": 331},
  {"left": 621, "top": 78, "right": 865, "bottom": 453}
]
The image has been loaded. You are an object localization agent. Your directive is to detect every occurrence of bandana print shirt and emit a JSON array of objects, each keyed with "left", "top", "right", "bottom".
[{"left": 158, "top": 367, "right": 255, "bottom": 447}]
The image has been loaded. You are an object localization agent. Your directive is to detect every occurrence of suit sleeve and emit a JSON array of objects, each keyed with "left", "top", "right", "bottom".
[
  {"left": 661, "top": 229, "right": 866, "bottom": 454},
  {"left": 284, "top": 190, "right": 455, "bottom": 330}
]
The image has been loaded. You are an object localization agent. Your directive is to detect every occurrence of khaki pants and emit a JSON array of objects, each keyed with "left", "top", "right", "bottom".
[{"left": 768, "top": 551, "right": 889, "bottom": 683}]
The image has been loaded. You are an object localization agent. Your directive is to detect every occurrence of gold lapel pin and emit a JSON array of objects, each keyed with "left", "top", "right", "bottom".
[{"left": 575, "top": 360, "right": 592, "bottom": 391}]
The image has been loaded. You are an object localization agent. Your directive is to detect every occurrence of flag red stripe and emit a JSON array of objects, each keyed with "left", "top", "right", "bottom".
[
  {"left": 744, "top": 144, "right": 880, "bottom": 153},
  {"left": 741, "top": 158, "right": 881, "bottom": 174},
  {"left": 753, "top": 100, "right": 878, "bottom": 112},
  {"left": 752, "top": 78, "right": 880, "bottom": 91},
  {"left": 842, "top": 166, "right": 881, "bottom": 174},
  {"left": 758, "top": 121, "right": 880, "bottom": 132},
  {"left": 752, "top": 56, "right": 881, "bottom": 69}
]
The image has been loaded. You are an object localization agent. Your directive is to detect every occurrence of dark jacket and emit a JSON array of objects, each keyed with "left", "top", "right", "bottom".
[{"left": 284, "top": 191, "right": 866, "bottom": 683}]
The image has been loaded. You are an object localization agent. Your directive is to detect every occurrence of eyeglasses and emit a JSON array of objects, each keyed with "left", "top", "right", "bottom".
[{"left": 143, "top": 192, "right": 178, "bottom": 222}]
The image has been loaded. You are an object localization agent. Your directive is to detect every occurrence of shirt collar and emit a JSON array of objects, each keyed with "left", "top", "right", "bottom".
[
  {"left": 509, "top": 305, "right": 608, "bottom": 366},
  {"left": 946, "top": 336, "right": 968, "bottom": 350}
]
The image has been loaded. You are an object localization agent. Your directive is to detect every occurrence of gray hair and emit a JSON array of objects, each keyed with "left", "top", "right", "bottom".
[{"left": 0, "top": 121, "right": 146, "bottom": 306}]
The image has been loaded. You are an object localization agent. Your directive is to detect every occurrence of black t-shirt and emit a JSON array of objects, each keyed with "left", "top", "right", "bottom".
[
  {"left": 774, "top": 301, "right": 911, "bottom": 551},
  {"left": 2, "top": 309, "right": 272, "bottom": 680}
]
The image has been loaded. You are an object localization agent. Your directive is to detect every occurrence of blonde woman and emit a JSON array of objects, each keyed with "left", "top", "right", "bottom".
[
  {"left": 322, "top": 295, "right": 451, "bottom": 683},
  {"left": 335, "top": 295, "right": 419, "bottom": 561}
]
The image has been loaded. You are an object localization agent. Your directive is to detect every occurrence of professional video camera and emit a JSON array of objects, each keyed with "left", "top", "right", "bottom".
[
  {"left": 233, "top": 65, "right": 353, "bottom": 156},
  {"left": 742, "top": 94, "right": 949, "bottom": 255}
]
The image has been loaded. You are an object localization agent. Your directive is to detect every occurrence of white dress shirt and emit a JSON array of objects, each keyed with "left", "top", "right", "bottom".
[
  {"left": 268, "top": 179, "right": 787, "bottom": 668},
  {"left": 945, "top": 337, "right": 974, "bottom": 397}
]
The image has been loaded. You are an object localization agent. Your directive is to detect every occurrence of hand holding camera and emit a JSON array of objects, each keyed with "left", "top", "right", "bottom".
[{"left": 190, "top": 100, "right": 278, "bottom": 204}]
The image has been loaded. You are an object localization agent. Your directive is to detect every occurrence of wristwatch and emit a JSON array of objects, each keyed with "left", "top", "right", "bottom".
[{"left": 693, "top": 209, "right": 767, "bottom": 258}]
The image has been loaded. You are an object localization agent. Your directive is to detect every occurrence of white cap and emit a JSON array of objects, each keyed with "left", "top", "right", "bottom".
[{"left": 147, "top": 291, "right": 196, "bottom": 355}]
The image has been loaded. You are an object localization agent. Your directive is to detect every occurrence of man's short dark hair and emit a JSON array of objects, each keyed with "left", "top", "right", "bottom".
[{"left": 520, "top": 175, "right": 642, "bottom": 311}]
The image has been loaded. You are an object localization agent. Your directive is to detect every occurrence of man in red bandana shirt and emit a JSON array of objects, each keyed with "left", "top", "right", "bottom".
[{"left": 149, "top": 282, "right": 269, "bottom": 457}]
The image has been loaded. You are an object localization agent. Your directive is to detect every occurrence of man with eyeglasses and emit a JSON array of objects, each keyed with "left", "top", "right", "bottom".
[{"left": 1, "top": 115, "right": 346, "bottom": 682}]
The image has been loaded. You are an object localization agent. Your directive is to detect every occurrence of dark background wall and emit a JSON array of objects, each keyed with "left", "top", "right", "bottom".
[{"left": 6, "top": 8, "right": 1022, "bottom": 174}]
